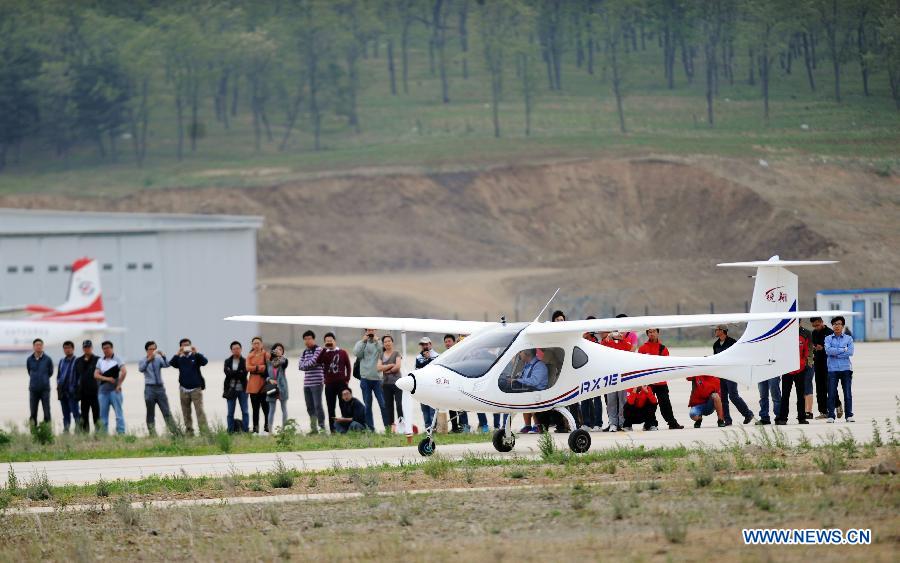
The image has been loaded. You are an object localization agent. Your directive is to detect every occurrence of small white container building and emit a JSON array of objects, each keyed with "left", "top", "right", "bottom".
[{"left": 815, "top": 288, "right": 900, "bottom": 342}]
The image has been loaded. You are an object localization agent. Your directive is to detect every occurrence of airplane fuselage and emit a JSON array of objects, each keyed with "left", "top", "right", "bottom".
[{"left": 0, "top": 320, "right": 105, "bottom": 355}]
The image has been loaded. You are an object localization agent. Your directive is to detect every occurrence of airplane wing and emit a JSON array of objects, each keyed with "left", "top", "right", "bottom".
[
  {"left": 0, "top": 304, "right": 29, "bottom": 315},
  {"left": 524, "top": 310, "right": 858, "bottom": 337},
  {"left": 225, "top": 315, "right": 496, "bottom": 336}
]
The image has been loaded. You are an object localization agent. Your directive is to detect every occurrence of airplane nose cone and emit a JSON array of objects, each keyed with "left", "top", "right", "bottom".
[{"left": 396, "top": 374, "right": 415, "bottom": 393}]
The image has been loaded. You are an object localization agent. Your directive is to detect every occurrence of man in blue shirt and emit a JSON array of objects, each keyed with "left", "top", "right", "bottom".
[
  {"left": 169, "top": 337, "right": 209, "bottom": 436},
  {"left": 26, "top": 338, "right": 54, "bottom": 427},
  {"left": 511, "top": 349, "right": 549, "bottom": 391},
  {"left": 824, "top": 316, "right": 855, "bottom": 423},
  {"left": 56, "top": 341, "right": 80, "bottom": 432}
]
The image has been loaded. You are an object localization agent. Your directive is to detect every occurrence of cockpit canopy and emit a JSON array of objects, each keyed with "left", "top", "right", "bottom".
[{"left": 434, "top": 323, "right": 528, "bottom": 378}]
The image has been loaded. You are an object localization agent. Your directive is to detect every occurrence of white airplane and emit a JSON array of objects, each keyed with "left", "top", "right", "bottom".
[
  {"left": 227, "top": 257, "right": 855, "bottom": 456},
  {"left": 0, "top": 258, "right": 115, "bottom": 355}
]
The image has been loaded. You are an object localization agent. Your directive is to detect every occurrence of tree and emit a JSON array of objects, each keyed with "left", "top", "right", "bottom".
[
  {"left": 745, "top": 0, "right": 791, "bottom": 122},
  {"left": 479, "top": 0, "right": 529, "bottom": 138},
  {"left": 237, "top": 30, "right": 277, "bottom": 151},
  {"left": 808, "top": 0, "right": 853, "bottom": 102},
  {"left": 0, "top": 23, "right": 40, "bottom": 170},
  {"left": 598, "top": 0, "right": 634, "bottom": 134},
  {"left": 156, "top": 13, "right": 211, "bottom": 159}
]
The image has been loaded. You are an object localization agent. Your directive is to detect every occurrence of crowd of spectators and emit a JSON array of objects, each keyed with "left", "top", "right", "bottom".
[{"left": 22, "top": 315, "right": 856, "bottom": 437}]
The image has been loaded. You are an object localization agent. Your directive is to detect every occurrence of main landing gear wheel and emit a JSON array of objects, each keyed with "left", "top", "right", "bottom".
[
  {"left": 492, "top": 429, "right": 515, "bottom": 452},
  {"left": 418, "top": 437, "right": 436, "bottom": 457},
  {"left": 568, "top": 428, "right": 591, "bottom": 453}
]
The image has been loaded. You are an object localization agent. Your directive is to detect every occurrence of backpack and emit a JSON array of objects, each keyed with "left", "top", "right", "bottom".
[{"left": 352, "top": 357, "right": 361, "bottom": 380}]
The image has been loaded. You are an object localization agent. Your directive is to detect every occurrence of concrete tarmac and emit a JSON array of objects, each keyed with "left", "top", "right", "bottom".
[{"left": 2, "top": 342, "right": 897, "bottom": 486}]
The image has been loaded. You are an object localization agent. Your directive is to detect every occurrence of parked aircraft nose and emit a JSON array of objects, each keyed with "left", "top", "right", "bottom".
[{"left": 396, "top": 374, "right": 415, "bottom": 394}]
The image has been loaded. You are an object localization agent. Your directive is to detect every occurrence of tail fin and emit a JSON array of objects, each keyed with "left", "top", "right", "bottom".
[
  {"left": 28, "top": 258, "right": 105, "bottom": 323},
  {"left": 716, "top": 256, "right": 835, "bottom": 383}
]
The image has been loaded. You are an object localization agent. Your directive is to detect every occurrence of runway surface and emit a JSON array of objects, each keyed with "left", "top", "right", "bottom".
[{"left": 2, "top": 342, "right": 897, "bottom": 486}]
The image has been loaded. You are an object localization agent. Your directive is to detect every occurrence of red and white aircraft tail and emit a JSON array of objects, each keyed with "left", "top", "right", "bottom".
[{"left": 25, "top": 258, "right": 106, "bottom": 324}]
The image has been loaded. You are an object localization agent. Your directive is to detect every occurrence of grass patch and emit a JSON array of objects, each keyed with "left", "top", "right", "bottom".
[{"left": 0, "top": 423, "right": 491, "bottom": 463}]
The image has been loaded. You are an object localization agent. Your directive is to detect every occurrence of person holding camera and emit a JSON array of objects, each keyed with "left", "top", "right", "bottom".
[
  {"left": 245, "top": 336, "right": 271, "bottom": 433},
  {"left": 169, "top": 338, "right": 209, "bottom": 436},
  {"left": 94, "top": 340, "right": 127, "bottom": 435},
  {"left": 223, "top": 341, "right": 249, "bottom": 433},
  {"left": 265, "top": 343, "right": 290, "bottom": 433},
  {"left": 138, "top": 340, "right": 175, "bottom": 436},
  {"left": 354, "top": 328, "right": 385, "bottom": 432}
]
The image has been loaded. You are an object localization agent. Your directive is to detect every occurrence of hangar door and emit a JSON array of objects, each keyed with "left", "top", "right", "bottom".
[{"left": 118, "top": 235, "right": 163, "bottom": 359}]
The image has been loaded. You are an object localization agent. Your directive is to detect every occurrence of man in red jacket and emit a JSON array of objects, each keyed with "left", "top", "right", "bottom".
[
  {"left": 637, "top": 329, "right": 684, "bottom": 429},
  {"left": 321, "top": 332, "right": 352, "bottom": 433},
  {"left": 775, "top": 326, "right": 811, "bottom": 425},
  {"left": 688, "top": 375, "right": 726, "bottom": 428},
  {"left": 622, "top": 385, "right": 659, "bottom": 431}
]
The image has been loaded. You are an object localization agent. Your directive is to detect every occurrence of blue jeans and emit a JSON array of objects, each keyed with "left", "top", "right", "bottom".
[
  {"left": 476, "top": 413, "right": 488, "bottom": 428},
  {"left": 757, "top": 377, "right": 782, "bottom": 421},
  {"left": 227, "top": 391, "right": 250, "bottom": 432},
  {"left": 689, "top": 397, "right": 717, "bottom": 418},
  {"left": 335, "top": 420, "right": 366, "bottom": 433},
  {"left": 360, "top": 378, "right": 386, "bottom": 431},
  {"left": 827, "top": 371, "right": 853, "bottom": 419},
  {"left": 99, "top": 389, "right": 125, "bottom": 434},
  {"left": 580, "top": 397, "right": 604, "bottom": 428},
  {"left": 720, "top": 379, "right": 753, "bottom": 424},
  {"left": 60, "top": 396, "right": 81, "bottom": 431},
  {"left": 421, "top": 404, "right": 435, "bottom": 429}
]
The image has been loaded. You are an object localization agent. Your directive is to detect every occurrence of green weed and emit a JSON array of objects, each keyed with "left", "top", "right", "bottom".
[
  {"left": 95, "top": 477, "right": 110, "bottom": 498},
  {"left": 537, "top": 431, "right": 557, "bottom": 461},
  {"left": 112, "top": 495, "right": 139, "bottom": 526},
  {"left": 813, "top": 447, "right": 848, "bottom": 475},
  {"left": 422, "top": 455, "right": 453, "bottom": 479},
  {"left": 269, "top": 458, "right": 294, "bottom": 489},
  {"left": 30, "top": 422, "right": 54, "bottom": 446},
  {"left": 24, "top": 470, "right": 53, "bottom": 500}
]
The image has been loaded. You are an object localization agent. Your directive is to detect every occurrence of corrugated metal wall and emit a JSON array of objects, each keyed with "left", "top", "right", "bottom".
[{"left": 0, "top": 229, "right": 258, "bottom": 361}]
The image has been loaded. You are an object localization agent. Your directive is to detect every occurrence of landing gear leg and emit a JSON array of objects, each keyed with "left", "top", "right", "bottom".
[
  {"left": 492, "top": 413, "right": 516, "bottom": 453},
  {"left": 555, "top": 406, "right": 590, "bottom": 453},
  {"left": 418, "top": 408, "right": 439, "bottom": 457}
]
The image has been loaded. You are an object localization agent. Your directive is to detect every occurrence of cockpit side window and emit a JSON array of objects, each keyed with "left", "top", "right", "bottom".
[{"left": 498, "top": 347, "right": 566, "bottom": 393}]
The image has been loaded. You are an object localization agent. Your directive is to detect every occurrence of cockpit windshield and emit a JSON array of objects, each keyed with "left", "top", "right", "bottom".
[{"left": 434, "top": 323, "right": 528, "bottom": 379}]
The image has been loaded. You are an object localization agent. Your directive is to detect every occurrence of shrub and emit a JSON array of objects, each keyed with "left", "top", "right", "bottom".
[
  {"left": 113, "top": 495, "right": 139, "bottom": 526},
  {"left": 813, "top": 447, "right": 847, "bottom": 475},
  {"left": 269, "top": 458, "right": 294, "bottom": 489},
  {"left": 422, "top": 455, "right": 453, "bottom": 479},
  {"left": 215, "top": 429, "right": 232, "bottom": 453},
  {"left": 661, "top": 517, "right": 687, "bottom": 544},
  {"left": 693, "top": 467, "right": 713, "bottom": 488},
  {"left": 96, "top": 477, "right": 111, "bottom": 498},
  {"left": 0, "top": 429, "right": 11, "bottom": 448},
  {"left": 275, "top": 419, "right": 299, "bottom": 451},
  {"left": 24, "top": 470, "right": 52, "bottom": 500},
  {"left": 537, "top": 431, "right": 557, "bottom": 461},
  {"left": 506, "top": 468, "right": 526, "bottom": 479},
  {"left": 7, "top": 465, "right": 18, "bottom": 494},
  {"left": 870, "top": 420, "right": 883, "bottom": 448},
  {"left": 30, "top": 421, "right": 54, "bottom": 445}
]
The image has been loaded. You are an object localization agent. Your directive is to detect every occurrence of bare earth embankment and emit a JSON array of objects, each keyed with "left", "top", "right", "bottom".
[{"left": 2, "top": 155, "right": 897, "bottom": 320}]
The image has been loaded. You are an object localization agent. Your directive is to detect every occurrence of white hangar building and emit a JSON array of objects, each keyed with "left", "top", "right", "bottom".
[{"left": 0, "top": 208, "right": 262, "bottom": 361}]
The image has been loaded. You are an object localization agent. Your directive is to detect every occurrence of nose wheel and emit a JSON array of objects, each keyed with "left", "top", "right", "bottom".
[
  {"left": 418, "top": 437, "right": 436, "bottom": 457},
  {"left": 492, "top": 429, "right": 515, "bottom": 452}
]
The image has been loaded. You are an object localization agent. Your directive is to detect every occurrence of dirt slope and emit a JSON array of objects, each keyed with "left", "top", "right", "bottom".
[{"left": 2, "top": 155, "right": 897, "bottom": 318}]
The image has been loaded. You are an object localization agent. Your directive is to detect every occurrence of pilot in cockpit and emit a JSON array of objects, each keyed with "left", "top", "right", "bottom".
[{"left": 499, "top": 348, "right": 548, "bottom": 392}]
